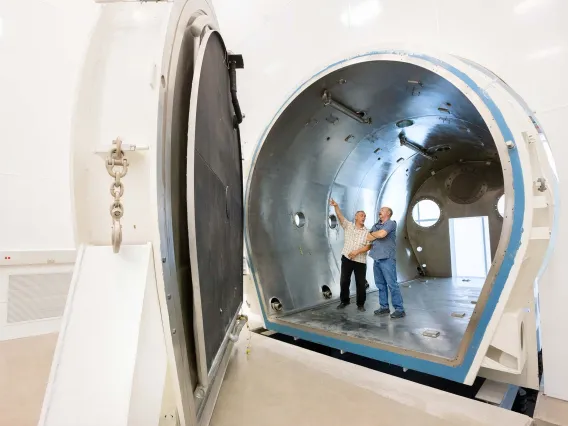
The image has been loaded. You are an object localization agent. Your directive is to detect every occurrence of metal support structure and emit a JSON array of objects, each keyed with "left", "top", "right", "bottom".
[
  {"left": 475, "top": 379, "right": 519, "bottom": 410},
  {"left": 321, "top": 89, "right": 372, "bottom": 124},
  {"left": 398, "top": 132, "right": 437, "bottom": 161}
]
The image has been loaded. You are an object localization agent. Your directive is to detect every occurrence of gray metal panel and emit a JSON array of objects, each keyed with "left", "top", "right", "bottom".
[
  {"left": 157, "top": 17, "right": 200, "bottom": 399},
  {"left": 406, "top": 162, "right": 504, "bottom": 277}
]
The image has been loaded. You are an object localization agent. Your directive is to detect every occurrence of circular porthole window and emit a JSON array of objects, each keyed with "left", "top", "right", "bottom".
[
  {"left": 497, "top": 194, "right": 505, "bottom": 218},
  {"left": 412, "top": 199, "right": 441, "bottom": 228},
  {"left": 294, "top": 212, "right": 306, "bottom": 228}
]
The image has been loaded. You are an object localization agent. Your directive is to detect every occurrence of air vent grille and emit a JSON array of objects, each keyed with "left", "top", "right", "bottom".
[{"left": 7, "top": 273, "right": 72, "bottom": 323}]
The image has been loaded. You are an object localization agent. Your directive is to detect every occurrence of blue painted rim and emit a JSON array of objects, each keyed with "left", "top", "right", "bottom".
[{"left": 243, "top": 51, "right": 524, "bottom": 382}]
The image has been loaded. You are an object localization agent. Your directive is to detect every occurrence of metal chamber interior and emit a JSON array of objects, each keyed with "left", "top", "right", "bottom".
[{"left": 247, "top": 60, "right": 505, "bottom": 325}]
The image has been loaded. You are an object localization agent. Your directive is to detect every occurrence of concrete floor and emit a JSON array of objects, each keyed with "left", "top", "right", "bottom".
[
  {"left": 280, "top": 276, "right": 483, "bottom": 359},
  {"left": 211, "top": 332, "right": 532, "bottom": 426},
  {"left": 0, "top": 330, "right": 532, "bottom": 426},
  {"left": 0, "top": 333, "right": 57, "bottom": 426}
]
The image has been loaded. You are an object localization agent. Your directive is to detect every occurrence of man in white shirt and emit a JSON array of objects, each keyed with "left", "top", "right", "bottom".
[{"left": 330, "top": 198, "right": 371, "bottom": 312}]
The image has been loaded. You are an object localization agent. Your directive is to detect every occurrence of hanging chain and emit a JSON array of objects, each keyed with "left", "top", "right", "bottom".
[{"left": 105, "top": 138, "right": 129, "bottom": 253}]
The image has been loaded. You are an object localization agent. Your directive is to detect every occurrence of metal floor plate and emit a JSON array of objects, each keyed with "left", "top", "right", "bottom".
[{"left": 278, "top": 276, "right": 484, "bottom": 360}]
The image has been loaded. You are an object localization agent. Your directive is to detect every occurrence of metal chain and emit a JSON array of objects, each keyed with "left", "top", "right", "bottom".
[{"left": 106, "top": 138, "right": 129, "bottom": 253}]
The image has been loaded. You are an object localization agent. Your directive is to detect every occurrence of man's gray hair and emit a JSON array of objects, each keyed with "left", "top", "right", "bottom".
[
  {"left": 354, "top": 210, "right": 366, "bottom": 217},
  {"left": 383, "top": 207, "right": 393, "bottom": 217}
]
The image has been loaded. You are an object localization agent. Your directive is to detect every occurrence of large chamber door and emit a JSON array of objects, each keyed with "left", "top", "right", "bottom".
[
  {"left": 157, "top": 2, "right": 244, "bottom": 424},
  {"left": 186, "top": 24, "right": 244, "bottom": 412}
]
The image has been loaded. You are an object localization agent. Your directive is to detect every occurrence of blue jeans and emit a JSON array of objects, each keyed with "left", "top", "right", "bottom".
[{"left": 373, "top": 258, "right": 404, "bottom": 312}]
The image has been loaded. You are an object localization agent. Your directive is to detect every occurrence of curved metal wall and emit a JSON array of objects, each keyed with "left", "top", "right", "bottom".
[{"left": 247, "top": 59, "right": 496, "bottom": 314}]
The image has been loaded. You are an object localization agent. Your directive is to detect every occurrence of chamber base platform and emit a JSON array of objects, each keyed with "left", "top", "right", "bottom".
[
  {"left": 211, "top": 332, "right": 531, "bottom": 426},
  {"left": 277, "top": 276, "right": 483, "bottom": 360}
]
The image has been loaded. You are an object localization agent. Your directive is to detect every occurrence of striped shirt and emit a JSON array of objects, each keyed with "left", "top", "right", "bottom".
[{"left": 340, "top": 219, "right": 370, "bottom": 264}]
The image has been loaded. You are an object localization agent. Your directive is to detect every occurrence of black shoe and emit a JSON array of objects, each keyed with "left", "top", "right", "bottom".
[
  {"left": 390, "top": 310, "right": 406, "bottom": 319},
  {"left": 357, "top": 306, "right": 366, "bottom": 312},
  {"left": 374, "top": 308, "right": 390, "bottom": 316},
  {"left": 337, "top": 302, "right": 349, "bottom": 309}
]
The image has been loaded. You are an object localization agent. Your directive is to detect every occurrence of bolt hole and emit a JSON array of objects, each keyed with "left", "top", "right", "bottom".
[
  {"left": 270, "top": 297, "right": 283, "bottom": 312},
  {"left": 160, "top": 75, "right": 166, "bottom": 88},
  {"left": 396, "top": 119, "right": 414, "bottom": 128},
  {"left": 328, "top": 214, "right": 338, "bottom": 229},
  {"left": 326, "top": 136, "right": 331, "bottom": 141},
  {"left": 294, "top": 212, "right": 306, "bottom": 228},
  {"left": 417, "top": 246, "right": 423, "bottom": 252},
  {"left": 322, "top": 285, "right": 332, "bottom": 299}
]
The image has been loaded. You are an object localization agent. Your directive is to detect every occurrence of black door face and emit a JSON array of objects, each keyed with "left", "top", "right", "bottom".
[{"left": 192, "top": 31, "right": 243, "bottom": 371}]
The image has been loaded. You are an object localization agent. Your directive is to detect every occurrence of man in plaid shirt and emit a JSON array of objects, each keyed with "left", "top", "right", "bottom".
[{"left": 329, "top": 198, "right": 371, "bottom": 312}]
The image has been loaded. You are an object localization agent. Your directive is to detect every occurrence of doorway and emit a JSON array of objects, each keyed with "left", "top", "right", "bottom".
[{"left": 449, "top": 216, "right": 492, "bottom": 278}]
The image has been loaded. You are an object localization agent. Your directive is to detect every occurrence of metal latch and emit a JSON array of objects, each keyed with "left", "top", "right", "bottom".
[{"left": 95, "top": 143, "right": 148, "bottom": 156}]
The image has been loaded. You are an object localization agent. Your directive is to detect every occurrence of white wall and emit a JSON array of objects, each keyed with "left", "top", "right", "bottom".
[
  {"left": 0, "top": 0, "right": 98, "bottom": 250},
  {"left": 212, "top": 0, "right": 568, "bottom": 168}
]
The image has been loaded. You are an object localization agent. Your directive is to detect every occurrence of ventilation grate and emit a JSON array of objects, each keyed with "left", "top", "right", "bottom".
[{"left": 7, "top": 272, "right": 72, "bottom": 323}]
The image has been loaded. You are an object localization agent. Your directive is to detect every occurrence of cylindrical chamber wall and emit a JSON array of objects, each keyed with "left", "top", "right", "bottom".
[{"left": 247, "top": 59, "right": 501, "bottom": 315}]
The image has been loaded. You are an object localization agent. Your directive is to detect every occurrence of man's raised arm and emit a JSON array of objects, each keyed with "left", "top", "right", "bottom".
[{"left": 329, "top": 198, "right": 347, "bottom": 227}]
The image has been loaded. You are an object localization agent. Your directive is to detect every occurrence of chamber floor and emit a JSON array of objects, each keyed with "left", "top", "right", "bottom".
[{"left": 278, "top": 276, "right": 484, "bottom": 360}]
